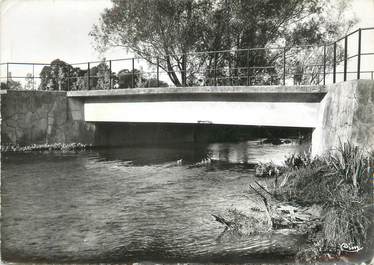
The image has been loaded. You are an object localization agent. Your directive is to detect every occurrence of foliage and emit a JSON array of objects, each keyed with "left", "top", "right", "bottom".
[
  {"left": 115, "top": 68, "right": 169, "bottom": 88},
  {"left": 283, "top": 150, "right": 325, "bottom": 170},
  {"left": 73, "top": 60, "right": 113, "bottom": 90},
  {"left": 90, "top": 61, "right": 112, "bottom": 90},
  {"left": 39, "top": 59, "right": 77, "bottom": 91},
  {"left": 38, "top": 58, "right": 169, "bottom": 90},
  {"left": 90, "top": 0, "right": 356, "bottom": 86},
  {"left": 24, "top": 73, "right": 35, "bottom": 90},
  {"left": 117, "top": 68, "right": 142, "bottom": 88},
  {"left": 0, "top": 79, "right": 22, "bottom": 90},
  {"left": 39, "top": 59, "right": 113, "bottom": 91},
  {"left": 323, "top": 192, "right": 370, "bottom": 247},
  {"left": 141, "top": 78, "right": 168, "bottom": 88},
  {"left": 274, "top": 142, "right": 374, "bottom": 262},
  {"left": 1, "top": 142, "right": 92, "bottom": 152},
  {"left": 326, "top": 142, "right": 369, "bottom": 189},
  {"left": 284, "top": 152, "right": 312, "bottom": 169},
  {"left": 91, "top": 0, "right": 213, "bottom": 86},
  {"left": 255, "top": 162, "right": 283, "bottom": 178}
]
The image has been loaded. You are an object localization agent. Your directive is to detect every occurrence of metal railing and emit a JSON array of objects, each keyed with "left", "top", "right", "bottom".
[{"left": 1, "top": 27, "right": 373, "bottom": 90}]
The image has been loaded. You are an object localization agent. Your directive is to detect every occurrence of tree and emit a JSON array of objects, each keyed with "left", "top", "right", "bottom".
[
  {"left": 142, "top": 78, "right": 169, "bottom": 88},
  {"left": 116, "top": 68, "right": 169, "bottom": 88},
  {"left": 24, "top": 73, "right": 35, "bottom": 90},
  {"left": 94, "top": 60, "right": 111, "bottom": 90},
  {"left": 90, "top": 0, "right": 356, "bottom": 86},
  {"left": 0, "top": 79, "right": 22, "bottom": 90},
  {"left": 1, "top": 71, "right": 22, "bottom": 90},
  {"left": 90, "top": 0, "right": 214, "bottom": 86},
  {"left": 39, "top": 59, "right": 98, "bottom": 91},
  {"left": 39, "top": 59, "right": 75, "bottom": 91},
  {"left": 38, "top": 58, "right": 168, "bottom": 91},
  {"left": 116, "top": 68, "right": 144, "bottom": 88},
  {"left": 79, "top": 60, "right": 113, "bottom": 90}
]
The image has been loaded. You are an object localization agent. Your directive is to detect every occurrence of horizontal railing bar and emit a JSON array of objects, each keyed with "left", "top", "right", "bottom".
[
  {"left": 361, "top": 27, "right": 374, "bottom": 31},
  {"left": 70, "top": 60, "right": 110, "bottom": 65},
  {"left": 333, "top": 29, "right": 360, "bottom": 43},
  {"left": 6, "top": 69, "right": 374, "bottom": 79},
  {"left": 346, "top": 54, "right": 359, "bottom": 60},
  {"left": 4, "top": 62, "right": 50, "bottom": 65},
  {"left": 361, "top": 52, "right": 374, "bottom": 56},
  {"left": 345, "top": 28, "right": 360, "bottom": 38},
  {"left": 3, "top": 76, "right": 42, "bottom": 79},
  {"left": 108, "top": 58, "right": 137, "bottom": 62}
]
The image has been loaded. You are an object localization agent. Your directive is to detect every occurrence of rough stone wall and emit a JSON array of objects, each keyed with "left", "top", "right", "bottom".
[
  {"left": 0, "top": 90, "right": 95, "bottom": 146},
  {"left": 312, "top": 80, "right": 374, "bottom": 155}
]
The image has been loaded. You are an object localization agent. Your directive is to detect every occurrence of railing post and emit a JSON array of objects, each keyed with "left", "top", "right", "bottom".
[
  {"left": 344, "top": 35, "right": 348, "bottom": 81},
  {"left": 109, "top": 60, "right": 112, "bottom": 89},
  {"left": 156, "top": 57, "right": 160, "bottom": 87},
  {"left": 357, "top": 28, "right": 362, "bottom": 80},
  {"left": 246, "top": 49, "right": 250, "bottom": 86},
  {"left": 67, "top": 70, "right": 70, "bottom": 91},
  {"left": 214, "top": 52, "right": 217, "bottom": 86},
  {"left": 182, "top": 53, "right": 187, "bottom": 86},
  {"left": 87, "top": 62, "right": 91, "bottom": 90},
  {"left": 333, "top": 42, "right": 336, "bottom": 83},
  {"left": 6, "top": 63, "right": 9, "bottom": 89},
  {"left": 228, "top": 51, "right": 232, "bottom": 85},
  {"left": 32, "top": 63, "right": 35, "bottom": 90},
  {"left": 283, "top": 48, "right": 286, "bottom": 85},
  {"left": 131, "top": 58, "right": 135, "bottom": 88},
  {"left": 323, "top": 45, "right": 326, "bottom": 85}
]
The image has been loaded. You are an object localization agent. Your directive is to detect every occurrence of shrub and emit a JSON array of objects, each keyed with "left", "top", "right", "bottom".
[
  {"left": 326, "top": 142, "right": 369, "bottom": 190},
  {"left": 255, "top": 162, "right": 283, "bottom": 178},
  {"left": 277, "top": 142, "right": 373, "bottom": 261}
]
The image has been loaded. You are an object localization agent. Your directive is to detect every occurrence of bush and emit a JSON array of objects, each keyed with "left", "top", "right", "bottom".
[
  {"left": 255, "top": 162, "right": 283, "bottom": 178},
  {"left": 276, "top": 142, "right": 373, "bottom": 261},
  {"left": 1, "top": 143, "right": 92, "bottom": 152}
]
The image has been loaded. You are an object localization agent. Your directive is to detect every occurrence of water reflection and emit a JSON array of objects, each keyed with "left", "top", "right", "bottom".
[
  {"left": 92, "top": 138, "right": 308, "bottom": 166},
  {"left": 209, "top": 139, "right": 308, "bottom": 165}
]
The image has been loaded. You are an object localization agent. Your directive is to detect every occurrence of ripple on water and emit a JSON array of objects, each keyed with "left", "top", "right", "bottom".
[{"left": 1, "top": 140, "right": 308, "bottom": 263}]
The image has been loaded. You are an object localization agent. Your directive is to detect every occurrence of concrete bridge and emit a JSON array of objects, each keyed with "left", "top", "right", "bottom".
[
  {"left": 1, "top": 80, "right": 373, "bottom": 155},
  {"left": 67, "top": 85, "right": 326, "bottom": 128}
]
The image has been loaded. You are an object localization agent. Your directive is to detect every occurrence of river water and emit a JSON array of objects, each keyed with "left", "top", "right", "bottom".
[{"left": 1, "top": 139, "right": 309, "bottom": 263}]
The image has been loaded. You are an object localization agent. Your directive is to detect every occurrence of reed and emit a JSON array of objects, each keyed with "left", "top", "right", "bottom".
[{"left": 275, "top": 142, "right": 374, "bottom": 262}]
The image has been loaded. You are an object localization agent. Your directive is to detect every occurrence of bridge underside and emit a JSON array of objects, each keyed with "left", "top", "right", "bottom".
[
  {"left": 84, "top": 101, "right": 320, "bottom": 128},
  {"left": 69, "top": 85, "right": 327, "bottom": 129}
]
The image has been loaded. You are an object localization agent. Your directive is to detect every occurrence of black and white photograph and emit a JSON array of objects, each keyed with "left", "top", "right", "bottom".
[{"left": 0, "top": 0, "right": 374, "bottom": 264}]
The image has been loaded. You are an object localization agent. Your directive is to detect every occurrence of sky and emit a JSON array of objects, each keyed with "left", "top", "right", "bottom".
[
  {"left": 0, "top": 0, "right": 373, "bottom": 83},
  {"left": 0, "top": 0, "right": 114, "bottom": 64},
  {"left": 1, "top": 0, "right": 374, "bottom": 63}
]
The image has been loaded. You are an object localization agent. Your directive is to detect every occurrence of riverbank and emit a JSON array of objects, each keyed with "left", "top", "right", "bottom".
[
  {"left": 217, "top": 142, "right": 374, "bottom": 264},
  {"left": 1, "top": 142, "right": 93, "bottom": 152}
]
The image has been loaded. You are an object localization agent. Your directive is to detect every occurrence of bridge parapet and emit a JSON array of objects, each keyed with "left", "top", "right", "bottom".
[{"left": 67, "top": 85, "right": 327, "bottom": 103}]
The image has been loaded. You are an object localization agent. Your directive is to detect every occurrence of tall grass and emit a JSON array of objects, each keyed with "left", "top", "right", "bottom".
[
  {"left": 327, "top": 142, "right": 369, "bottom": 190},
  {"left": 275, "top": 142, "right": 374, "bottom": 260}
]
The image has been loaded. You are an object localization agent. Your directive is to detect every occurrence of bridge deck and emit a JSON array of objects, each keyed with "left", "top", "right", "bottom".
[
  {"left": 70, "top": 85, "right": 327, "bottom": 128},
  {"left": 67, "top": 85, "right": 327, "bottom": 103}
]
